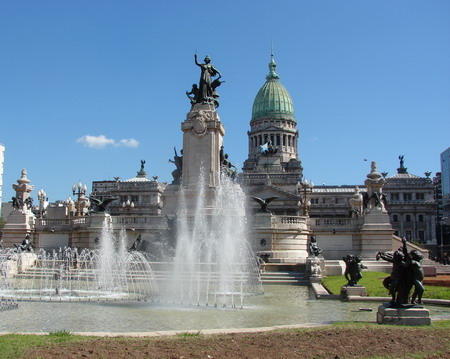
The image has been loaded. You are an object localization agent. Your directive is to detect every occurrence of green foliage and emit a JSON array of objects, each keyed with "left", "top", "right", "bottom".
[
  {"left": 322, "top": 271, "right": 450, "bottom": 300},
  {"left": 49, "top": 330, "right": 72, "bottom": 337},
  {"left": 176, "top": 331, "right": 201, "bottom": 338}
]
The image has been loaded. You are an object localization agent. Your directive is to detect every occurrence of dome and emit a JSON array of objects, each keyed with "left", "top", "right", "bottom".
[{"left": 251, "top": 55, "right": 294, "bottom": 121}]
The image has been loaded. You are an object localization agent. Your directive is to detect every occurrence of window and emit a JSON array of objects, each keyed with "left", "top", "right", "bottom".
[
  {"left": 418, "top": 215, "right": 424, "bottom": 222},
  {"left": 416, "top": 193, "right": 424, "bottom": 200},
  {"left": 405, "top": 214, "right": 411, "bottom": 222},
  {"left": 403, "top": 193, "right": 412, "bottom": 201},
  {"left": 276, "top": 134, "right": 280, "bottom": 146},
  {"left": 335, "top": 198, "right": 340, "bottom": 204},
  {"left": 322, "top": 198, "right": 326, "bottom": 204},
  {"left": 391, "top": 193, "right": 400, "bottom": 201},
  {"left": 418, "top": 231, "right": 425, "bottom": 242},
  {"left": 311, "top": 198, "right": 319, "bottom": 204},
  {"left": 393, "top": 214, "right": 399, "bottom": 222},
  {"left": 405, "top": 231, "right": 412, "bottom": 240}
]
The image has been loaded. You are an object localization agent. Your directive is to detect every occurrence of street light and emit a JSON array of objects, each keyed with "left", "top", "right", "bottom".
[
  {"left": 440, "top": 216, "right": 448, "bottom": 262},
  {"left": 297, "top": 178, "right": 314, "bottom": 216},
  {"left": 122, "top": 199, "right": 135, "bottom": 214},
  {"left": 37, "top": 189, "right": 46, "bottom": 218},
  {"left": 72, "top": 182, "right": 87, "bottom": 217}
]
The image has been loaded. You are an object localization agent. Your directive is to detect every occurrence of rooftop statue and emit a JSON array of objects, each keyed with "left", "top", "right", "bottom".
[{"left": 192, "top": 54, "right": 223, "bottom": 107}]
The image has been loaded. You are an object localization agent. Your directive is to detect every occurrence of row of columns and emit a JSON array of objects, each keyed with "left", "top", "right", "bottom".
[{"left": 250, "top": 133, "right": 297, "bottom": 151}]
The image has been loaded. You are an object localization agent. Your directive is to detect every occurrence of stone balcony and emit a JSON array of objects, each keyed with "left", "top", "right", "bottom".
[{"left": 310, "top": 217, "right": 359, "bottom": 231}]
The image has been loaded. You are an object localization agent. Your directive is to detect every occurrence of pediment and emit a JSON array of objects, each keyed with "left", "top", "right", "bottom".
[{"left": 248, "top": 185, "right": 299, "bottom": 200}]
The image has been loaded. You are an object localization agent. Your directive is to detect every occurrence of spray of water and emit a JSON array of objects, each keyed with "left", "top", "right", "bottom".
[{"left": 168, "top": 169, "right": 263, "bottom": 307}]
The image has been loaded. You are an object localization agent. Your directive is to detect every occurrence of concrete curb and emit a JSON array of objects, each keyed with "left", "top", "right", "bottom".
[
  {"left": 0, "top": 323, "right": 331, "bottom": 337},
  {"left": 346, "top": 296, "right": 450, "bottom": 306}
]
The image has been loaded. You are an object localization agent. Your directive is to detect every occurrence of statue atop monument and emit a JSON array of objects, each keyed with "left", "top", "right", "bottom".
[
  {"left": 190, "top": 54, "right": 223, "bottom": 107},
  {"left": 397, "top": 155, "right": 408, "bottom": 174}
]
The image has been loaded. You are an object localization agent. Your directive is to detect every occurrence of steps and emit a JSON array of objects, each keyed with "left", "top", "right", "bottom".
[{"left": 260, "top": 271, "right": 308, "bottom": 285}]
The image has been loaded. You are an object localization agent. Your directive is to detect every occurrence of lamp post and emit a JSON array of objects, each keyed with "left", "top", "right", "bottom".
[
  {"left": 37, "top": 189, "right": 46, "bottom": 218},
  {"left": 297, "top": 178, "right": 314, "bottom": 216},
  {"left": 440, "top": 216, "right": 448, "bottom": 262},
  {"left": 122, "top": 199, "right": 134, "bottom": 214},
  {"left": 72, "top": 182, "right": 87, "bottom": 217}
]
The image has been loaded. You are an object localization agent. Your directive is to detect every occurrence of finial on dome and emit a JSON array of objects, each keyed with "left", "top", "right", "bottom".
[{"left": 267, "top": 47, "right": 279, "bottom": 80}]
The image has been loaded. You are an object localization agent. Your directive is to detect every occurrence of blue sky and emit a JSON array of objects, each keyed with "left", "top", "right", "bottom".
[{"left": 1, "top": 0, "right": 449, "bottom": 203}]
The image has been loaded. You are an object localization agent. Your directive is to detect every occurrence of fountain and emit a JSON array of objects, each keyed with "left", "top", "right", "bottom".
[{"left": 0, "top": 219, "right": 159, "bottom": 301}]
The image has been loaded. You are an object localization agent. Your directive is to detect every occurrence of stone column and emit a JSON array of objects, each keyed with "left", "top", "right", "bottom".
[{"left": 182, "top": 103, "right": 225, "bottom": 190}]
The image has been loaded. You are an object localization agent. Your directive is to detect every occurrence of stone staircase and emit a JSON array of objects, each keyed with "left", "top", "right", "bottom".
[{"left": 260, "top": 271, "right": 308, "bottom": 285}]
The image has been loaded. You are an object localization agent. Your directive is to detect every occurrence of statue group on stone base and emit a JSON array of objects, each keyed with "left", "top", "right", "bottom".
[
  {"left": 342, "top": 254, "right": 366, "bottom": 286},
  {"left": 14, "top": 234, "right": 34, "bottom": 253},
  {"left": 169, "top": 147, "right": 183, "bottom": 184},
  {"left": 376, "top": 237, "right": 425, "bottom": 306},
  {"left": 219, "top": 146, "right": 237, "bottom": 180},
  {"left": 186, "top": 54, "right": 224, "bottom": 108},
  {"left": 309, "top": 236, "right": 322, "bottom": 257},
  {"left": 260, "top": 140, "right": 278, "bottom": 156}
]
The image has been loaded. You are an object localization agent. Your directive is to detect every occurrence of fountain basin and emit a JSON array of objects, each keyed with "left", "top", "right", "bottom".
[{"left": 1, "top": 285, "right": 450, "bottom": 334}]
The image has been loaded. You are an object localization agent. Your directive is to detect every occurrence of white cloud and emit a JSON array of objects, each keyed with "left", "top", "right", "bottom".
[
  {"left": 76, "top": 135, "right": 139, "bottom": 149},
  {"left": 117, "top": 138, "right": 139, "bottom": 148}
]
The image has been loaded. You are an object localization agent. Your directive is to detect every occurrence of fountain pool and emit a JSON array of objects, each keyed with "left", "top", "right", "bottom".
[{"left": 1, "top": 285, "right": 450, "bottom": 334}]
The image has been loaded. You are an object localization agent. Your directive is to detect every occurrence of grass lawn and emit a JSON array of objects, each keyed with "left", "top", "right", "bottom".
[
  {"left": 0, "top": 331, "right": 94, "bottom": 359},
  {"left": 322, "top": 271, "right": 450, "bottom": 299}
]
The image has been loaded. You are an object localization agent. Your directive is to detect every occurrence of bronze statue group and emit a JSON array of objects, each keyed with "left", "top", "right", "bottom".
[{"left": 377, "top": 237, "right": 425, "bottom": 306}]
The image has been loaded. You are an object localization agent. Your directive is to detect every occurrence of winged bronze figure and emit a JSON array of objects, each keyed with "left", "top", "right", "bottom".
[{"left": 250, "top": 196, "right": 278, "bottom": 213}]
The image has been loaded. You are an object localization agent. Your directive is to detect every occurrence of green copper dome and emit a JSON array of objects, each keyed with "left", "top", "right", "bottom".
[{"left": 252, "top": 55, "right": 294, "bottom": 121}]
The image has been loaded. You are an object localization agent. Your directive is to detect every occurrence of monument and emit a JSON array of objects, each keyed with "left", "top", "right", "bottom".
[
  {"left": 2, "top": 169, "right": 36, "bottom": 249},
  {"left": 163, "top": 54, "right": 225, "bottom": 214},
  {"left": 359, "top": 162, "right": 393, "bottom": 258}
]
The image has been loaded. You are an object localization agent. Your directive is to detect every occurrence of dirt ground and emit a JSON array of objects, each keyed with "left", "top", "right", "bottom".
[{"left": 24, "top": 326, "right": 450, "bottom": 359}]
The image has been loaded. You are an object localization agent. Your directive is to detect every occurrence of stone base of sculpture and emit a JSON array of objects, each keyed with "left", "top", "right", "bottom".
[
  {"left": 252, "top": 213, "right": 309, "bottom": 263},
  {"left": 306, "top": 256, "right": 324, "bottom": 283},
  {"left": 377, "top": 305, "right": 431, "bottom": 326},
  {"left": 360, "top": 207, "right": 393, "bottom": 258},
  {"left": 1, "top": 207, "right": 36, "bottom": 248},
  {"left": 340, "top": 285, "right": 367, "bottom": 298}
]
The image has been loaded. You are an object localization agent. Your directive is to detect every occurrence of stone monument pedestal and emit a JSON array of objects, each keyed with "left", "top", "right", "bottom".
[
  {"left": 306, "top": 255, "right": 324, "bottom": 283},
  {"left": 377, "top": 305, "right": 431, "bottom": 326},
  {"left": 340, "top": 285, "right": 367, "bottom": 298}
]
